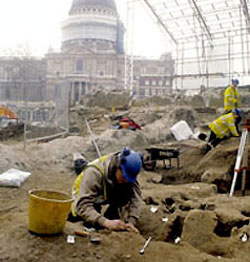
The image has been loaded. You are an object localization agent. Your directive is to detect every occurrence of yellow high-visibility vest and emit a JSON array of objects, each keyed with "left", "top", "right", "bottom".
[
  {"left": 71, "top": 155, "right": 108, "bottom": 216},
  {"left": 224, "top": 85, "right": 240, "bottom": 111},
  {"left": 209, "top": 113, "right": 239, "bottom": 139}
]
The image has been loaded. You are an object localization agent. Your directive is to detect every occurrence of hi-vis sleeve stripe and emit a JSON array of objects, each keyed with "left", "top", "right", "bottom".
[{"left": 214, "top": 122, "right": 226, "bottom": 136}]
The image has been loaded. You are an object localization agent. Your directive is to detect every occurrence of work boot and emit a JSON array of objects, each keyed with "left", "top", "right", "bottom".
[{"left": 203, "top": 144, "right": 212, "bottom": 154}]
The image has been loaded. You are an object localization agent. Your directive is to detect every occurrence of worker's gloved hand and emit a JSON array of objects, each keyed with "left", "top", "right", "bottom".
[
  {"left": 125, "top": 223, "right": 140, "bottom": 234},
  {"left": 103, "top": 219, "right": 126, "bottom": 231}
]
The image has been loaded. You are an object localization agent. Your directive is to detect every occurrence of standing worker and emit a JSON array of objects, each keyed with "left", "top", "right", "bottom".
[
  {"left": 224, "top": 79, "right": 240, "bottom": 113},
  {"left": 68, "top": 147, "right": 143, "bottom": 233},
  {"left": 204, "top": 109, "right": 242, "bottom": 154}
]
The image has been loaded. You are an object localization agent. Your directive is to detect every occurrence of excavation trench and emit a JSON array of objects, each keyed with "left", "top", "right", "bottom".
[{"left": 138, "top": 194, "right": 250, "bottom": 258}]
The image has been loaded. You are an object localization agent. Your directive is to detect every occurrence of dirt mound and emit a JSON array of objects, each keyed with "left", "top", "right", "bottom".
[
  {"left": 196, "top": 138, "right": 247, "bottom": 192},
  {"left": 131, "top": 95, "right": 174, "bottom": 107},
  {"left": 0, "top": 136, "right": 88, "bottom": 174},
  {"left": 80, "top": 89, "right": 132, "bottom": 109},
  {"left": 168, "top": 106, "right": 199, "bottom": 130},
  {"left": 0, "top": 143, "right": 30, "bottom": 173},
  {"left": 160, "top": 137, "right": 248, "bottom": 193}
]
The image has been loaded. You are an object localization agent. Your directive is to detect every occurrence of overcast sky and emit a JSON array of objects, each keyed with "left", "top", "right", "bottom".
[{"left": 0, "top": 0, "right": 170, "bottom": 57}]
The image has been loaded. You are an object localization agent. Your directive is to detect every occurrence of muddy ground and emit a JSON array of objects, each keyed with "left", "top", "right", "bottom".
[
  {"left": 1, "top": 141, "right": 250, "bottom": 262},
  {"left": 1, "top": 102, "right": 250, "bottom": 262}
]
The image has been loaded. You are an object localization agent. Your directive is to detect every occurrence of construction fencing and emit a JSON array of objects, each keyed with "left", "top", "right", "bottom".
[{"left": 0, "top": 82, "right": 70, "bottom": 144}]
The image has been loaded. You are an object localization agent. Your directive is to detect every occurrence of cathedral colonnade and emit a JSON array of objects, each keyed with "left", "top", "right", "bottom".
[{"left": 69, "top": 81, "right": 90, "bottom": 104}]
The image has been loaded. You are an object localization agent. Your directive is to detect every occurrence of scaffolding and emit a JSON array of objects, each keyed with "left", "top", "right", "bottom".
[
  {"left": 124, "top": 0, "right": 136, "bottom": 93},
  {"left": 138, "top": 0, "right": 250, "bottom": 92}
]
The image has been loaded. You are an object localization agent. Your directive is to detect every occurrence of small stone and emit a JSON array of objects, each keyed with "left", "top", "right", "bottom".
[
  {"left": 150, "top": 205, "right": 159, "bottom": 213},
  {"left": 240, "top": 233, "right": 248, "bottom": 242},
  {"left": 162, "top": 217, "right": 169, "bottom": 222},
  {"left": 90, "top": 237, "right": 101, "bottom": 244},
  {"left": 174, "top": 237, "right": 180, "bottom": 244}
]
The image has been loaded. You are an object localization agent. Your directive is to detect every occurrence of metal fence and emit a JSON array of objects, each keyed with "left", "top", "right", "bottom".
[{"left": 0, "top": 81, "right": 70, "bottom": 144}]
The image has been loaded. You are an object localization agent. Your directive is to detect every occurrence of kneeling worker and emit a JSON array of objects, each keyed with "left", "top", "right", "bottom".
[
  {"left": 204, "top": 108, "right": 242, "bottom": 154},
  {"left": 69, "top": 147, "right": 143, "bottom": 233}
]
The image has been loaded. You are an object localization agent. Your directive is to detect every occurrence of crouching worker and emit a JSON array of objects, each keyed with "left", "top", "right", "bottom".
[
  {"left": 68, "top": 147, "right": 143, "bottom": 233},
  {"left": 204, "top": 108, "right": 242, "bottom": 154}
]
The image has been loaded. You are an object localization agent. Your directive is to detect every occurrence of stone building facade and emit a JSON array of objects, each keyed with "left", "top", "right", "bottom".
[
  {"left": 0, "top": 58, "right": 46, "bottom": 102},
  {"left": 0, "top": 0, "right": 174, "bottom": 106},
  {"left": 46, "top": 0, "right": 174, "bottom": 103}
]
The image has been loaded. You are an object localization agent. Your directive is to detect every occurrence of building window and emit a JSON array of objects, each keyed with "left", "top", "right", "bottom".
[
  {"left": 139, "top": 88, "right": 145, "bottom": 96},
  {"left": 76, "top": 59, "right": 83, "bottom": 72},
  {"left": 145, "top": 80, "right": 149, "bottom": 85},
  {"left": 152, "top": 80, "right": 156, "bottom": 85}
]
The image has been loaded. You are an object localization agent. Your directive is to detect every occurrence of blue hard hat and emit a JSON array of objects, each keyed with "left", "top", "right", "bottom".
[
  {"left": 232, "top": 108, "right": 243, "bottom": 116},
  {"left": 118, "top": 147, "right": 142, "bottom": 183},
  {"left": 232, "top": 79, "right": 239, "bottom": 85}
]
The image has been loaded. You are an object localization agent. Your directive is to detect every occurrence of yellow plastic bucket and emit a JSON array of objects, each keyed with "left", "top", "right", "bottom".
[{"left": 28, "top": 189, "right": 73, "bottom": 235}]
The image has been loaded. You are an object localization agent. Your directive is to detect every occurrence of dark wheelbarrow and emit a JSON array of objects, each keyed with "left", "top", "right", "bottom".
[{"left": 143, "top": 147, "right": 180, "bottom": 171}]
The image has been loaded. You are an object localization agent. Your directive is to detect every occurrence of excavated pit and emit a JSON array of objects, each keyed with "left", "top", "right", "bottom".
[{"left": 139, "top": 191, "right": 250, "bottom": 259}]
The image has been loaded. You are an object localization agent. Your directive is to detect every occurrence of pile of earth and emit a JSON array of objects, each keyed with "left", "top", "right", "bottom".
[{"left": 79, "top": 89, "right": 132, "bottom": 109}]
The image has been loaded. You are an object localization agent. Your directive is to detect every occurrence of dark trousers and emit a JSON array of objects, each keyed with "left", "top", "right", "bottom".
[
  {"left": 235, "top": 116, "right": 242, "bottom": 134},
  {"left": 204, "top": 131, "right": 226, "bottom": 154}
]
